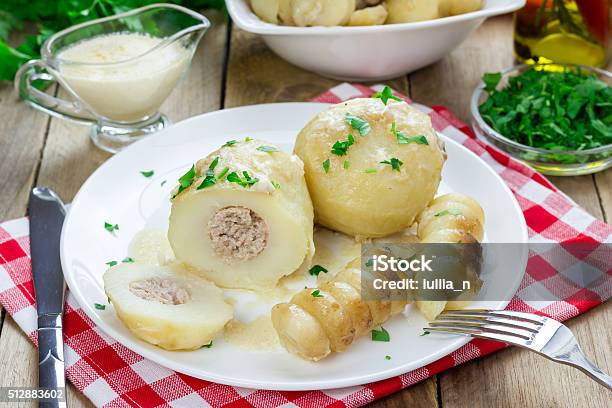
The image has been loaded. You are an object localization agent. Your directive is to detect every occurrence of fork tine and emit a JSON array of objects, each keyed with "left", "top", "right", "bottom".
[
  {"left": 435, "top": 314, "right": 540, "bottom": 333},
  {"left": 442, "top": 309, "right": 545, "bottom": 325},
  {"left": 424, "top": 325, "right": 530, "bottom": 346},
  {"left": 428, "top": 320, "right": 533, "bottom": 341}
]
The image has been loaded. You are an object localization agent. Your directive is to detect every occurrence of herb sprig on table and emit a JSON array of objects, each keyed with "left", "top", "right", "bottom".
[
  {"left": 0, "top": 0, "right": 225, "bottom": 82},
  {"left": 478, "top": 67, "right": 612, "bottom": 153}
]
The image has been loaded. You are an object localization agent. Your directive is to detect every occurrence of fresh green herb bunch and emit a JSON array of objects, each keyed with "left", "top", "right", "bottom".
[
  {"left": 0, "top": 0, "right": 225, "bottom": 82},
  {"left": 479, "top": 67, "right": 612, "bottom": 152}
]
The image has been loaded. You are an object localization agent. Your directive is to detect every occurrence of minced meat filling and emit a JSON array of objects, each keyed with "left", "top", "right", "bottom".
[
  {"left": 208, "top": 206, "right": 268, "bottom": 263},
  {"left": 129, "top": 277, "right": 190, "bottom": 305}
]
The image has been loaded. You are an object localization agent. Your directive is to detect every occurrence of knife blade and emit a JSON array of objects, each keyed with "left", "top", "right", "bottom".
[{"left": 28, "top": 187, "right": 67, "bottom": 408}]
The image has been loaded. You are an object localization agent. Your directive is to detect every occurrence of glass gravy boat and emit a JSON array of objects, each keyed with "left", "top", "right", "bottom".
[{"left": 15, "top": 4, "right": 210, "bottom": 153}]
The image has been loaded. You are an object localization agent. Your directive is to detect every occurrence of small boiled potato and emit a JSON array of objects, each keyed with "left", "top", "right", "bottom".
[
  {"left": 278, "top": 0, "right": 294, "bottom": 25},
  {"left": 294, "top": 97, "right": 445, "bottom": 237},
  {"left": 321, "top": 281, "right": 372, "bottom": 336},
  {"left": 271, "top": 303, "right": 331, "bottom": 361},
  {"left": 348, "top": 5, "right": 388, "bottom": 26},
  {"left": 292, "top": 0, "right": 356, "bottom": 27},
  {"left": 439, "top": 0, "right": 482, "bottom": 17},
  {"left": 292, "top": 288, "right": 355, "bottom": 352},
  {"left": 251, "top": 0, "right": 280, "bottom": 23},
  {"left": 416, "top": 300, "right": 446, "bottom": 321},
  {"left": 385, "top": 0, "right": 439, "bottom": 24}
]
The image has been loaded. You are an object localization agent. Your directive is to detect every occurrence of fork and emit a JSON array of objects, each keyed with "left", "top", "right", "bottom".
[{"left": 425, "top": 309, "right": 612, "bottom": 389}]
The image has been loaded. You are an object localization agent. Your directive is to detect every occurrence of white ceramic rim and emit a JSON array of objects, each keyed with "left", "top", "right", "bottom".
[{"left": 60, "top": 102, "right": 529, "bottom": 390}]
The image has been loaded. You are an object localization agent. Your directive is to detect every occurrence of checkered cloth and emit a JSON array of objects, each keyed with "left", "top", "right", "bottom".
[{"left": 1, "top": 84, "right": 610, "bottom": 407}]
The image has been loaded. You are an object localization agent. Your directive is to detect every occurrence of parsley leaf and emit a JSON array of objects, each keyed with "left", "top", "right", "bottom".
[
  {"left": 256, "top": 145, "right": 279, "bottom": 153},
  {"left": 202, "top": 341, "right": 213, "bottom": 348},
  {"left": 371, "top": 327, "right": 390, "bottom": 342},
  {"left": 385, "top": 355, "right": 391, "bottom": 360},
  {"left": 372, "top": 86, "right": 402, "bottom": 105},
  {"left": 364, "top": 168, "right": 377, "bottom": 174},
  {"left": 323, "top": 159, "right": 330, "bottom": 173},
  {"left": 311, "top": 289, "right": 323, "bottom": 298},
  {"left": 345, "top": 113, "right": 371, "bottom": 136},
  {"left": 104, "top": 222, "right": 119, "bottom": 233},
  {"left": 308, "top": 265, "right": 328, "bottom": 276},
  {"left": 392, "top": 121, "right": 429, "bottom": 145},
  {"left": 343, "top": 160, "right": 350, "bottom": 169},
  {"left": 434, "top": 209, "right": 462, "bottom": 217},
  {"left": 106, "top": 260, "right": 117, "bottom": 267},
  {"left": 175, "top": 164, "right": 197, "bottom": 196},
  {"left": 380, "top": 158, "right": 403, "bottom": 172},
  {"left": 217, "top": 166, "right": 230, "bottom": 180},
  {"left": 197, "top": 157, "right": 220, "bottom": 190},
  {"left": 331, "top": 134, "right": 355, "bottom": 156},
  {"left": 122, "top": 257, "right": 134, "bottom": 263},
  {"left": 94, "top": 303, "right": 106, "bottom": 310},
  {"left": 227, "top": 171, "right": 259, "bottom": 188},
  {"left": 271, "top": 180, "right": 281, "bottom": 190},
  {"left": 161, "top": 180, "right": 167, "bottom": 187},
  {"left": 420, "top": 330, "right": 431, "bottom": 336},
  {"left": 223, "top": 140, "right": 238, "bottom": 147},
  {"left": 140, "top": 170, "right": 154, "bottom": 178},
  {"left": 482, "top": 72, "right": 502, "bottom": 92}
]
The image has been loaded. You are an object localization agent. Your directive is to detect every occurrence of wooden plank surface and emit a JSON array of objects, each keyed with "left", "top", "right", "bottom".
[
  {"left": 0, "top": 10, "right": 610, "bottom": 408},
  {"left": 0, "top": 10, "right": 228, "bottom": 408}
]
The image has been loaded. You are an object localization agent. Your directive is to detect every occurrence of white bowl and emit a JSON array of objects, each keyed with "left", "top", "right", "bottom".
[{"left": 226, "top": 0, "right": 525, "bottom": 81}]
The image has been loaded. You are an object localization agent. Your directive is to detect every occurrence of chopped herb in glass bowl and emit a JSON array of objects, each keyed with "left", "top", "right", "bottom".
[{"left": 471, "top": 64, "right": 612, "bottom": 176}]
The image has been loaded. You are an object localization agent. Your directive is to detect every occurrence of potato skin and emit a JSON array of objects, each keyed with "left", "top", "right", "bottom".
[{"left": 294, "top": 98, "right": 445, "bottom": 237}]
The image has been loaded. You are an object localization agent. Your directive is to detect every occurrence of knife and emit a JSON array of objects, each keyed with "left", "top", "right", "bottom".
[{"left": 28, "top": 187, "right": 67, "bottom": 408}]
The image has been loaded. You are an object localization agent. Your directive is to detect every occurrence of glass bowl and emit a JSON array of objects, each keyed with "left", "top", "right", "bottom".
[{"left": 470, "top": 64, "right": 612, "bottom": 176}]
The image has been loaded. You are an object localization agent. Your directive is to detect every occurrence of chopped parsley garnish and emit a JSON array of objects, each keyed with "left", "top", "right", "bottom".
[
  {"left": 104, "top": 222, "right": 119, "bottom": 233},
  {"left": 364, "top": 168, "right": 377, "bottom": 174},
  {"left": 106, "top": 260, "right": 117, "bottom": 267},
  {"left": 479, "top": 67, "right": 612, "bottom": 155},
  {"left": 217, "top": 166, "right": 230, "bottom": 180},
  {"left": 372, "top": 86, "right": 402, "bottom": 105},
  {"left": 371, "top": 327, "right": 390, "bottom": 342},
  {"left": 323, "top": 159, "right": 330, "bottom": 173},
  {"left": 380, "top": 158, "right": 403, "bottom": 172},
  {"left": 202, "top": 341, "right": 213, "bottom": 348},
  {"left": 343, "top": 160, "right": 350, "bottom": 169},
  {"left": 140, "top": 170, "right": 154, "bottom": 178},
  {"left": 94, "top": 303, "right": 106, "bottom": 310},
  {"left": 308, "top": 265, "right": 328, "bottom": 276},
  {"left": 227, "top": 171, "right": 259, "bottom": 188},
  {"left": 175, "top": 164, "right": 197, "bottom": 196},
  {"left": 311, "top": 289, "right": 323, "bottom": 298},
  {"left": 271, "top": 180, "right": 281, "bottom": 190},
  {"left": 345, "top": 113, "right": 371, "bottom": 136},
  {"left": 365, "top": 258, "right": 374, "bottom": 267},
  {"left": 256, "top": 145, "right": 279, "bottom": 153},
  {"left": 223, "top": 140, "right": 238, "bottom": 147},
  {"left": 434, "top": 209, "right": 462, "bottom": 217},
  {"left": 392, "top": 121, "right": 429, "bottom": 145},
  {"left": 197, "top": 157, "right": 220, "bottom": 190},
  {"left": 420, "top": 330, "right": 431, "bottom": 336},
  {"left": 245, "top": 137, "right": 253, "bottom": 142},
  {"left": 385, "top": 355, "right": 391, "bottom": 360},
  {"left": 161, "top": 180, "right": 167, "bottom": 187},
  {"left": 122, "top": 257, "right": 134, "bottom": 263},
  {"left": 331, "top": 134, "right": 355, "bottom": 156}
]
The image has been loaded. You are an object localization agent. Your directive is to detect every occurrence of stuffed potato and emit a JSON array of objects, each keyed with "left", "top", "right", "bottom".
[{"left": 294, "top": 97, "right": 445, "bottom": 238}]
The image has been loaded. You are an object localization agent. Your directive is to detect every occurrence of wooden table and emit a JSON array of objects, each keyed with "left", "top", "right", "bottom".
[{"left": 0, "top": 11, "right": 610, "bottom": 408}]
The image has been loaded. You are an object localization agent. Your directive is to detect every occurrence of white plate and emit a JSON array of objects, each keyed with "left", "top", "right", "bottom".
[{"left": 61, "top": 103, "right": 528, "bottom": 390}]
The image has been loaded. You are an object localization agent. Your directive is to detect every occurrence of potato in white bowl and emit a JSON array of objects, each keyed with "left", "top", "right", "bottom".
[{"left": 294, "top": 97, "right": 446, "bottom": 237}]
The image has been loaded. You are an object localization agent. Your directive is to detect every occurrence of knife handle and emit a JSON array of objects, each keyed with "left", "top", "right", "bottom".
[{"left": 38, "top": 314, "right": 66, "bottom": 408}]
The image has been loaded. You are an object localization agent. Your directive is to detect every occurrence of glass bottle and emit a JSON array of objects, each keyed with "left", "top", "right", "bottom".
[{"left": 514, "top": 0, "right": 610, "bottom": 68}]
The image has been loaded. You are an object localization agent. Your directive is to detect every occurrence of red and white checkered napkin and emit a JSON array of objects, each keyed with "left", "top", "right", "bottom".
[{"left": 1, "top": 84, "right": 610, "bottom": 408}]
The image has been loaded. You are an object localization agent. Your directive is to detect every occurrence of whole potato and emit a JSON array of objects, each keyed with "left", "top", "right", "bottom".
[
  {"left": 294, "top": 98, "right": 446, "bottom": 237},
  {"left": 439, "top": 0, "right": 482, "bottom": 17},
  {"left": 385, "top": 0, "right": 439, "bottom": 24}
]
